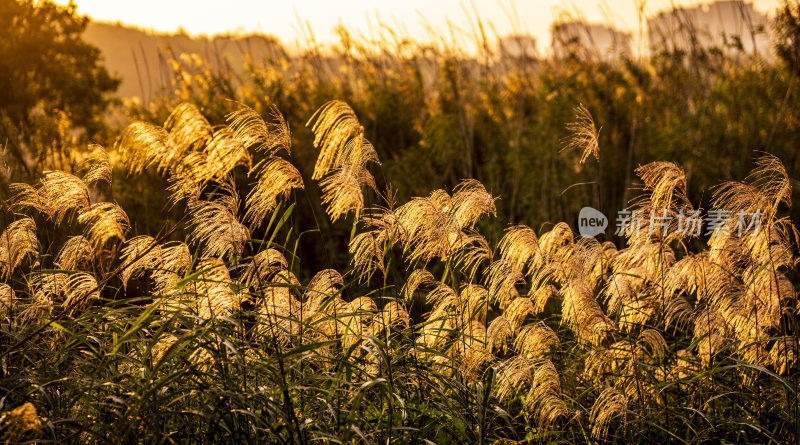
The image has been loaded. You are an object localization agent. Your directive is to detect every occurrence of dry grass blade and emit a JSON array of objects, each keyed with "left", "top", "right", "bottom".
[{"left": 562, "top": 103, "right": 600, "bottom": 164}]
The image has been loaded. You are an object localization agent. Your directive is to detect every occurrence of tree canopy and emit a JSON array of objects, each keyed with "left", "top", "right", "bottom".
[{"left": 0, "top": 0, "right": 119, "bottom": 132}]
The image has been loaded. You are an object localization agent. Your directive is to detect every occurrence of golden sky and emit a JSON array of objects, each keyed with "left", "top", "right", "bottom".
[{"left": 55, "top": 0, "right": 783, "bottom": 50}]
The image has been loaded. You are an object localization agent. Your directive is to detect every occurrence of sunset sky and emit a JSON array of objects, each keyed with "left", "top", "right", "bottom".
[{"left": 55, "top": 0, "right": 782, "bottom": 51}]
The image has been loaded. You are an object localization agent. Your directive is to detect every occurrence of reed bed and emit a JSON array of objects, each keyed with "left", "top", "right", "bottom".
[{"left": 0, "top": 99, "right": 797, "bottom": 443}]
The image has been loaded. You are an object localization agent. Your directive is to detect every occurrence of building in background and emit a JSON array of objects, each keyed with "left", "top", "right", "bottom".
[
  {"left": 551, "top": 21, "right": 633, "bottom": 60},
  {"left": 648, "top": 0, "right": 770, "bottom": 55},
  {"left": 497, "top": 35, "right": 538, "bottom": 61}
]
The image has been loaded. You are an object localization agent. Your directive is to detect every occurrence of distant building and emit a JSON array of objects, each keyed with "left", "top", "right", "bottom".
[
  {"left": 551, "top": 22, "right": 632, "bottom": 60},
  {"left": 647, "top": 1, "right": 770, "bottom": 55},
  {"left": 498, "top": 35, "right": 538, "bottom": 61}
]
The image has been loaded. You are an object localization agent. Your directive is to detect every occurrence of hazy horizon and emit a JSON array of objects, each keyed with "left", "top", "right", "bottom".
[{"left": 55, "top": 0, "right": 783, "bottom": 53}]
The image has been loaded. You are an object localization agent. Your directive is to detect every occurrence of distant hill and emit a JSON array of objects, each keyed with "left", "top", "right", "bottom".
[{"left": 83, "top": 22, "right": 288, "bottom": 100}]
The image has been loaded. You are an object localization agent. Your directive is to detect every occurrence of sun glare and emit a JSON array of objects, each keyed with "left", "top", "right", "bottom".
[{"left": 54, "top": 0, "right": 784, "bottom": 48}]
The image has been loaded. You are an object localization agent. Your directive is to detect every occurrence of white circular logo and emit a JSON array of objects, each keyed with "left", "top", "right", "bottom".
[{"left": 578, "top": 207, "right": 608, "bottom": 238}]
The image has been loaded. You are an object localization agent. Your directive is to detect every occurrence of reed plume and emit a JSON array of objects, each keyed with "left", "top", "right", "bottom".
[
  {"left": 562, "top": 103, "right": 600, "bottom": 164},
  {"left": 38, "top": 171, "right": 90, "bottom": 224},
  {"left": 307, "top": 101, "right": 381, "bottom": 221},
  {"left": 486, "top": 316, "right": 513, "bottom": 354},
  {"left": 227, "top": 103, "right": 291, "bottom": 155},
  {"left": 304, "top": 268, "right": 344, "bottom": 314},
  {"left": 561, "top": 279, "right": 614, "bottom": 346},
  {"left": 513, "top": 322, "right": 561, "bottom": 360},
  {"left": 525, "top": 359, "right": 567, "bottom": 434},
  {"left": 498, "top": 225, "right": 539, "bottom": 272},
  {"left": 78, "top": 202, "right": 129, "bottom": 251},
  {"left": 244, "top": 158, "right": 303, "bottom": 226},
  {"left": 118, "top": 122, "right": 171, "bottom": 175},
  {"left": 307, "top": 100, "right": 367, "bottom": 180},
  {"left": 151, "top": 242, "right": 193, "bottom": 295},
  {"left": 80, "top": 145, "right": 113, "bottom": 186},
  {"left": 189, "top": 257, "right": 240, "bottom": 319},
  {"left": 187, "top": 178, "right": 250, "bottom": 258},
  {"left": 0, "top": 217, "right": 38, "bottom": 279},
  {"left": 0, "top": 283, "right": 15, "bottom": 319},
  {"left": 0, "top": 402, "right": 41, "bottom": 444},
  {"left": 590, "top": 387, "right": 627, "bottom": 440},
  {"left": 401, "top": 268, "right": 435, "bottom": 303},
  {"left": 64, "top": 273, "right": 100, "bottom": 311},
  {"left": 55, "top": 236, "right": 93, "bottom": 271},
  {"left": 119, "top": 236, "right": 162, "bottom": 288}
]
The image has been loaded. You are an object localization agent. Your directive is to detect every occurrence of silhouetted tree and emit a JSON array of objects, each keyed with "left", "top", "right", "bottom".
[
  {"left": 776, "top": 0, "right": 800, "bottom": 76},
  {"left": 0, "top": 0, "right": 119, "bottom": 176}
]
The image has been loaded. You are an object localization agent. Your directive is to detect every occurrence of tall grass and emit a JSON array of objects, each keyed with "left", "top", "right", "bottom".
[
  {"left": 103, "top": 7, "right": 800, "bottom": 232},
  {"left": 0, "top": 98, "right": 797, "bottom": 443}
]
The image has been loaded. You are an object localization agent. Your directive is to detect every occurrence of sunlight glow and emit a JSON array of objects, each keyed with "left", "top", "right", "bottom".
[{"left": 54, "top": 0, "right": 783, "bottom": 51}]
